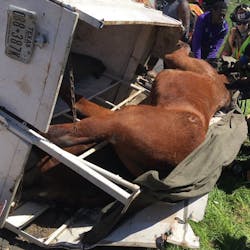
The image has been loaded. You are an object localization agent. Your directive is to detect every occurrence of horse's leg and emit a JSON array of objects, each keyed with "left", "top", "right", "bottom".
[
  {"left": 44, "top": 124, "right": 94, "bottom": 147},
  {"left": 38, "top": 144, "right": 95, "bottom": 172},
  {"left": 44, "top": 115, "right": 111, "bottom": 147},
  {"left": 114, "top": 145, "right": 145, "bottom": 177},
  {"left": 75, "top": 97, "right": 112, "bottom": 117}
]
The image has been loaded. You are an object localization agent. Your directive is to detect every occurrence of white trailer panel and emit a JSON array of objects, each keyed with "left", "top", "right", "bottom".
[
  {"left": 0, "top": 0, "right": 78, "bottom": 132},
  {"left": 0, "top": 122, "right": 31, "bottom": 227},
  {"left": 52, "top": 0, "right": 181, "bottom": 27}
]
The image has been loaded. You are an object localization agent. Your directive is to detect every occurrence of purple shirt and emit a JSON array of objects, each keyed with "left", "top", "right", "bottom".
[{"left": 192, "top": 11, "right": 228, "bottom": 59}]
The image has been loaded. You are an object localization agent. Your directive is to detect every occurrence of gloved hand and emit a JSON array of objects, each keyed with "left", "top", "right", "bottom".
[
  {"left": 239, "top": 55, "right": 249, "bottom": 66},
  {"left": 235, "top": 55, "right": 249, "bottom": 71}
]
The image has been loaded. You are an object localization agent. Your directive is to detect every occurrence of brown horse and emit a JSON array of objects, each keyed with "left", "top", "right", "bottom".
[{"left": 44, "top": 45, "right": 231, "bottom": 177}]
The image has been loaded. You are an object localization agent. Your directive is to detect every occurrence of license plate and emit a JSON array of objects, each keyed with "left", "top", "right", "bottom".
[{"left": 5, "top": 5, "right": 37, "bottom": 63}]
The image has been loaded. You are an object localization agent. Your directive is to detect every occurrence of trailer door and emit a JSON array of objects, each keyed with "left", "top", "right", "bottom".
[
  {"left": 0, "top": 0, "right": 78, "bottom": 132},
  {"left": 0, "top": 0, "right": 78, "bottom": 227}
]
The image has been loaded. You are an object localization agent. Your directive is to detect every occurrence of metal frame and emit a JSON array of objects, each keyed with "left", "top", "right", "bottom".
[
  {"left": 0, "top": 77, "right": 152, "bottom": 248},
  {"left": 0, "top": 79, "right": 150, "bottom": 206}
]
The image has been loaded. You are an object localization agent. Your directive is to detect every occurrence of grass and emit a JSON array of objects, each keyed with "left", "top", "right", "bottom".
[
  {"left": 226, "top": 0, "right": 249, "bottom": 23},
  {"left": 190, "top": 168, "right": 250, "bottom": 250},
  {"left": 239, "top": 100, "right": 250, "bottom": 116},
  {"left": 219, "top": 0, "right": 249, "bottom": 56}
]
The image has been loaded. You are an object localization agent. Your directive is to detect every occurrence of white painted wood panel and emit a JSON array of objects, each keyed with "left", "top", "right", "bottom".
[
  {"left": 6, "top": 202, "right": 49, "bottom": 229},
  {"left": 0, "top": 124, "right": 31, "bottom": 227},
  {"left": 52, "top": 0, "right": 181, "bottom": 28},
  {"left": 100, "top": 201, "right": 200, "bottom": 248},
  {"left": 0, "top": 0, "right": 78, "bottom": 132},
  {"left": 50, "top": 200, "right": 201, "bottom": 249},
  {"left": 72, "top": 23, "right": 155, "bottom": 78}
]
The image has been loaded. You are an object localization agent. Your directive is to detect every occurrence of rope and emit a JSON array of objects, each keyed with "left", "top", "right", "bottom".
[{"left": 68, "top": 55, "right": 77, "bottom": 123}]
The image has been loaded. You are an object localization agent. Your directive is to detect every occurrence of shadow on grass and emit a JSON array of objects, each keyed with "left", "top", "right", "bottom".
[
  {"left": 238, "top": 143, "right": 250, "bottom": 157},
  {"left": 217, "top": 140, "right": 250, "bottom": 194},
  {"left": 214, "top": 235, "right": 250, "bottom": 250},
  {"left": 217, "top": 163, "right": 250, "bottom": 194}
]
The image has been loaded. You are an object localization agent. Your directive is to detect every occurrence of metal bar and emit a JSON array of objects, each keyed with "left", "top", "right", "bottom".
[
  {"left": 53, "top": 75, "right": 149, "bottom": 119},
  {"left": 103, "top": 73, "right": 150, "bottom": 93},
  {"left": 44, "top": 207, "right": 95, "bottom": 245},
  {"left": 93, "top": 96, "right": 117, "bottom": 108},
  {"left": 79, "top": 157, "right": 140, "bottom": 192},
  {"left": 78, "top": 141, "right": 109, "bottom": 159},
  {"left": 44, "top": 217, "right": 72, "bottom": 245},
  {"left": 103, "top": 73, "right": 142, "bottom": 90},
  {"left": 111, "top": 89, "right": 145, "bottom": 111},
  {"left": 49, "top": 77, "right": 148, "bottom": 194},
  {"left": 61, "top": 112, "right": 80, "bottom": 122},
  {"left": 130, "top": 83, "right": 150, "bottom": 93},
  {"left": 5, "top": 202, "right": 49, "bottom": 229},
  {"left": 76, "top": 82, "right": 148, "bottom": 162},
  {"left": 60, "top": 80, "right": 148, "bottom": 161},
  {"left": 103, "top": 72, "right": 127, "bottom": 83},
  {"left": 52, "top": 106, "right": 71, "bottom": 118},
  {"left": 93, "top": 84, "right": 150, "bottom": 110},
  {"left": 0, "top": 110, "right": 140, "bottom": 206},
  {"left": 44, "top": 223, "right": 68, "bottom": 244},
  {"left": 86, "top": 80, "right": 122, "bottom": 101},
  {"left": 52, "top": 78, "right": 121, "bottom": 118}
]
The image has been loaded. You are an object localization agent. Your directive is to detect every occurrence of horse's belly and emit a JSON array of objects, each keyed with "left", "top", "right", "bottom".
[{"left": 112, "top": 110, "right": 207, "bottom": 175}]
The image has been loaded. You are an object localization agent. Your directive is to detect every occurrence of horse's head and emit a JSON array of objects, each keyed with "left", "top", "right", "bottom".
[
  {"left": 176, "top": 40, "right": 191, "bottom": 55},
  {"left": 164, "top": 41, "right": 191, "bottom": 69}
]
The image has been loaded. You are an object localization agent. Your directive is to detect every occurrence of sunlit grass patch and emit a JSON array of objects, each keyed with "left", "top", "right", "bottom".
[
  {"left": 239, "top": 100, "right": 250, "bottom": 116},
  {"left": 190, "top": 184, "right": 250, "bottom": 250}
]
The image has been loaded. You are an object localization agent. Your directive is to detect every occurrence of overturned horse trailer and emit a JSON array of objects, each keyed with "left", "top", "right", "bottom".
[{"left": 0, "top": 0, "right": 247, "bottom": 249}]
